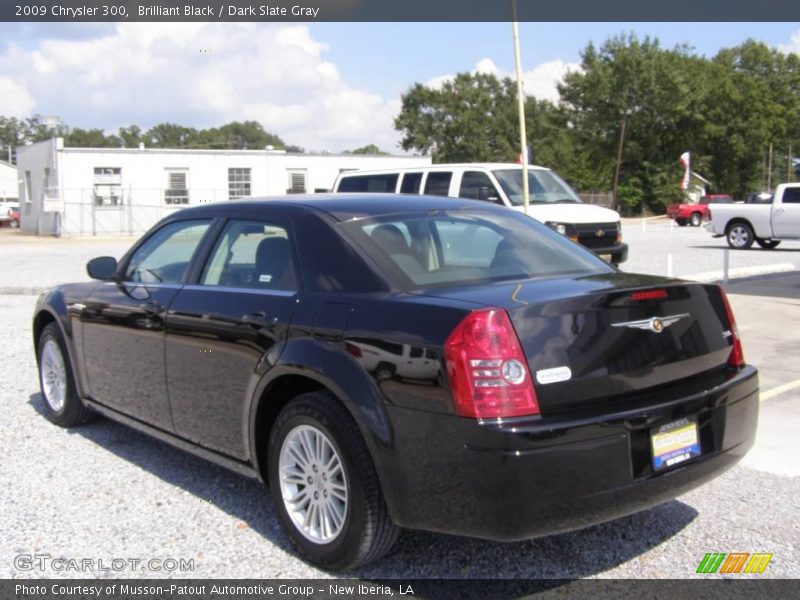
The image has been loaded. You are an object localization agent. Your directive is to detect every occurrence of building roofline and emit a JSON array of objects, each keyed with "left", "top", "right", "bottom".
[{"left": 58, "top": 146, "right": 426, "bottom": 160}]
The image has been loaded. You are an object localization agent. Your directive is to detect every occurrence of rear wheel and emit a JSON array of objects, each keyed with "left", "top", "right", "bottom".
[
  {"left": 267, "top": 391, "right": 398, "bottom": 569},
  {"left": 726, "top": 222, "right": 754, "bottom": 250},
  {"left": 37, "top": 323, "right": 94, "bottom": 427},
  {"left": 676, "top": 218, "right": 687, "bottom": 227},
  {"left": 689, "top": 212, "right": 702, "bottom": 227},
  {"left": 756, "top": 238, "right": 781, "bottom": 249}
]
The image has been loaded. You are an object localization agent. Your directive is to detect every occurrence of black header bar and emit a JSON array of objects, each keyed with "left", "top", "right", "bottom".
[{"left": 3, "top": 0, "right": 800, "bottom": 22}]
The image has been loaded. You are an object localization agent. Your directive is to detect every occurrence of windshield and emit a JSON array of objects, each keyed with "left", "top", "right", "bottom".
[
  {"left": 343, "top": 209, "right": 611, "bottom": 289},
  {"left": 493, "top": 169, "right": 582, "bottom": 205}
]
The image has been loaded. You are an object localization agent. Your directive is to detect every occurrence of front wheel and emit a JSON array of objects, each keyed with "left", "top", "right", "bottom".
[
  {"left": 267, "top": 391, "right": 398, "bottom": 569},
  {"left": 690, "top": 212, "right": 702, "bottom": 227},
  {"left": 756, "top": 238, "right": 781, "bottom": 249},
  {"left": 726, "top": 222, "right": 754, "bottom": 250},
  {"left": 676, "top": 218, "right": 687, "bottom": 227},
  {"left": 37, "top": 323, "right": 94, "bottom": 427}
]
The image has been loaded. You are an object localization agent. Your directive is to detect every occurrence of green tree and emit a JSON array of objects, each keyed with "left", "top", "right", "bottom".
[
  {"left": 395, "top": 73, "right": 519, "bottom": 162},
  {"left": 63, "top": 128, "right": 116, "bottom": 147},
  {"left": 347, "top": 144, "right": 388, "bottom": 155}
]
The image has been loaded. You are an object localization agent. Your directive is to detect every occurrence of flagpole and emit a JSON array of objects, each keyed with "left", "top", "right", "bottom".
[{"left": 511, "top": 0, "right": 529, "bottom": 215}]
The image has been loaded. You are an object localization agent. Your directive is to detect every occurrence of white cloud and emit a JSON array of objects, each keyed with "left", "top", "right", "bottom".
[
  {"left": 0, "top": 24, "right": 400, "bottom": 152},
  {"left": 0, "top": 77, "right": 35, "bottom": 117},
  {"left": 778, "top": 29, "right": 800, "bottom": 54},
  {"left": 424, "top": 57, "right": 580, "bottom": 103}
]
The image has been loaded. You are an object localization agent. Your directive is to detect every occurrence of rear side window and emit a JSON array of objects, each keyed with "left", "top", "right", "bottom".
[
  {"left": 399, "top": 172, "right": 423, "bottom": 194},
  {"left": 337, "top": 174, "right": 398, "bottom": 193},
  {"left": 423, "top": 172, "right": 452, "bottom": 196},
  {"left": 201, "top": 220, "right": 296, "bottom": 291},
  {"left": 344, "top": 210, "right": 611, "bottom": 288},
  {"left": 782, "top": 188, "right": 800, "bottom": 204}
]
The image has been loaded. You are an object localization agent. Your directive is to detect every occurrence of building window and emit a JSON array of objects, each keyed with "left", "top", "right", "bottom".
[
  {"left": 228, "top": 168, "right": 251, "bottom": 200},
  {"left": 93, "top": 167, "right": 123, "bottom": 206},
  {"left": 165, "top": 169, "right": 189, "bottom": 204},
  {"left": 287, "top": 170, "right": 307, "bottom": 194},
  {"left": 24, "top": 171, "right": 32, "bottom": 203}
]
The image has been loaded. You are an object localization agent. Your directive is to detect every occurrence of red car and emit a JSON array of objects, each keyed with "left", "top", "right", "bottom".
[
  {"left": 9, "top": 206, "right": 20, "bottom": 228},
  {"left": 667, "top": 195, "right": 734, "bottom": 227}
]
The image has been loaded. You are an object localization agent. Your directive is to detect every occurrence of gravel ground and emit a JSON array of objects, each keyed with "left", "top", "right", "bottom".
[{"left": 1, "top": 225, "right": 798, "bottom": 580}]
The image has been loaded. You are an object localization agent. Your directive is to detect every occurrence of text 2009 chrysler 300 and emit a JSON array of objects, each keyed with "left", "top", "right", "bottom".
[{"left": 33, "top": 195, "right": 758, "bottom": 569}]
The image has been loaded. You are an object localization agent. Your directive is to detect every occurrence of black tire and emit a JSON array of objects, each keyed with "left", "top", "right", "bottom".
[
  {"left": 676, "top": 218, "right": 687, "bottom": 227},
  {"left": 726, "top": 222, "right": 755, "bottom": 250},
  {"left": 756, "top": 238, "right": 781, "bottom": 249},
  {"left": 689, "top": 212, "right": 702, "bottom": 227},
  {"left": 374, "top": 363, "right": 396, "bottom": 382},
  {"left": 37, "top": 322, "right": 94, "bottom": 427},
  {"left": 267, "top": 391, "right": 398, "bottom": 569}
]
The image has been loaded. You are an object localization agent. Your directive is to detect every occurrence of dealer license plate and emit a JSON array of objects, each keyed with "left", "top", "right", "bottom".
[{"left": 650, "top": 418, "right": 701, "bottom": 471}]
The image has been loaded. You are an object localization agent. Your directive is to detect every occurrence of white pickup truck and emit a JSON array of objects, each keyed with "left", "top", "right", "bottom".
[{"left": 704, "top": 183, "right": 800, "bottom": 249}]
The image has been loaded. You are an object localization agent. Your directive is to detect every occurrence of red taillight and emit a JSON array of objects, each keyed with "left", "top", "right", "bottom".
[
  {"left": 718, "top": 286, "right": 745, "bottom": 368},
  {"left": 345, "top": 342, "right": 362, "bottom": 358},
  {"left": 631, "top": 289, "right": 668, "bottom": 301},
  {"left": 444, "top": 308, "right": 539, "bottom": 419}
]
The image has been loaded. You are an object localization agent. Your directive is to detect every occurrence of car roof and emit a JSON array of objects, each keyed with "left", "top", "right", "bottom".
[
  {"left": 170, "top": 193, "right": 497, "bottom": 222},
  {"left": 336, "top": 163, "right": 550, "bottom": 176}
]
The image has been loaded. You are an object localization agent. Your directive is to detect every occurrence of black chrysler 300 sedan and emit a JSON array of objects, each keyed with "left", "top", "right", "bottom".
[{"left": 33, "top": 194, "right": 758, "bottom": 568}]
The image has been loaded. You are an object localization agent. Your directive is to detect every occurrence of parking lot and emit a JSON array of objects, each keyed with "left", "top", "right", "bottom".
[{"left": 1, "top": 222, "right": 798, "bottom": 580}]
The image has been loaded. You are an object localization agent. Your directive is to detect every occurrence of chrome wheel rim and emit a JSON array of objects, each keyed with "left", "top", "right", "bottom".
[
  {"left": 278, "top": 424, "right": 348, "bottom": 544},
  {"left": 41, "top": 339, "right": 67, "bottom": 412},
  {"left": 729, "top": 226, "right": 749, "bottom": 247}
]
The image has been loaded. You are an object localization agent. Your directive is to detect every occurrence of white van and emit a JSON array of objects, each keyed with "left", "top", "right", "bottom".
[{"left": 333, "top": 163, "right": 627, "bottom": 264}]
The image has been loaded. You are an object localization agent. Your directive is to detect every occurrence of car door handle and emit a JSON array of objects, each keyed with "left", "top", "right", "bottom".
[
  {"left": 140, "top": 300, "right": 164, "bottom": 316},
  {"left": 241, "top": 312, "right": 278, "bottom": 327}
]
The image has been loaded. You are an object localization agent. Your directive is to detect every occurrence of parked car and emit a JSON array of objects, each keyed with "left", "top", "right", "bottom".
[
  {"left": 333, "top": 163, "right": 628, "bottom": 265},
  {"left": 33, "top": 194, "right": 758, "bottom": 569},
  {"left": 704, "top": 183, "right": 800, "bottom": 249},
  {"left": 0, "top": 200, "right": 20, "bottom": 227},
  {"left": 666, "top": 195, "right": 734, "bottom": 227}
]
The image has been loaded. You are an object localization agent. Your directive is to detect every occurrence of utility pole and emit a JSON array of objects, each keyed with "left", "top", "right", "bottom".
[
  {"left": 611, "top": 117, "right": 626, "bottom": 212},
  {"left": 788, "top": 143, "right": 793, "bottom": 183},
  {"left": 511, "top": 0, "right": 529, "bottom": 214},
  {"left": 767, "top": 143, "right": 773, "bottom": 191}
]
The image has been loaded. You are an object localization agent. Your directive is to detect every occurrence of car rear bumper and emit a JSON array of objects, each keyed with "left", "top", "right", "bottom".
[{"left": 378, "top": 365, "right": 758, "bottom": 541}]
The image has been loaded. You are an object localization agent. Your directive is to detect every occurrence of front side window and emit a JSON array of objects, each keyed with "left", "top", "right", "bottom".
[
  {"left": 458, "top": 171, "right": 501, "bottom": 202},
  {"left": 344, "top": 209, "right": 610, "bottom": 289},
  {"left": 493, "top": 169, "right": 582, "bottom": 206},
  {"left": 228, "top": 168, "right": 251, "bottom": 200},
  {"left": 201, "top": 220, "right": 296, "bottom": 291},
  {"left": 125, "top": 220, "right": 211, "bottom": 284}
]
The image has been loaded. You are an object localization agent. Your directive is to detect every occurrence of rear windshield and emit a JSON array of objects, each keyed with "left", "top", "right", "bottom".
[{"left": 342, "top": 209, "right": 611, "bottom": 289}]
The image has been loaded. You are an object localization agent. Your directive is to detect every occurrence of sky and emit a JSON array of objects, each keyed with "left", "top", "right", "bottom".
[{"left": 1, "top": 21, "right": 799, "bottom": 153}]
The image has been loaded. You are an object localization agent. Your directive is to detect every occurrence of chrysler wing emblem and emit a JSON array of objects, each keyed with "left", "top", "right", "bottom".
[
  {"left": 595, "top": 229, "right": 606, "bottom": 237},
  {"left": 611, "top": 313, "right": 690, "bottom": 334}
]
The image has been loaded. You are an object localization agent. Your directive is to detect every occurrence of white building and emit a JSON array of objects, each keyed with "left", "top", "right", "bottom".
[
  {"left": 0, "top": 160, "right": 18, "bottom": 202},
  {"left": 16, "top": 138, "right": 430, "bottom": 236}
]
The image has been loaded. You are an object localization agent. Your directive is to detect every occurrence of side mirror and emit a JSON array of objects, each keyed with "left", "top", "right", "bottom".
[
  {"left": 477, "top": 186, "right": 499, "bottom": 202},
  {"left": 87, "top": 256, "right": 118, "bottom": 281}
]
